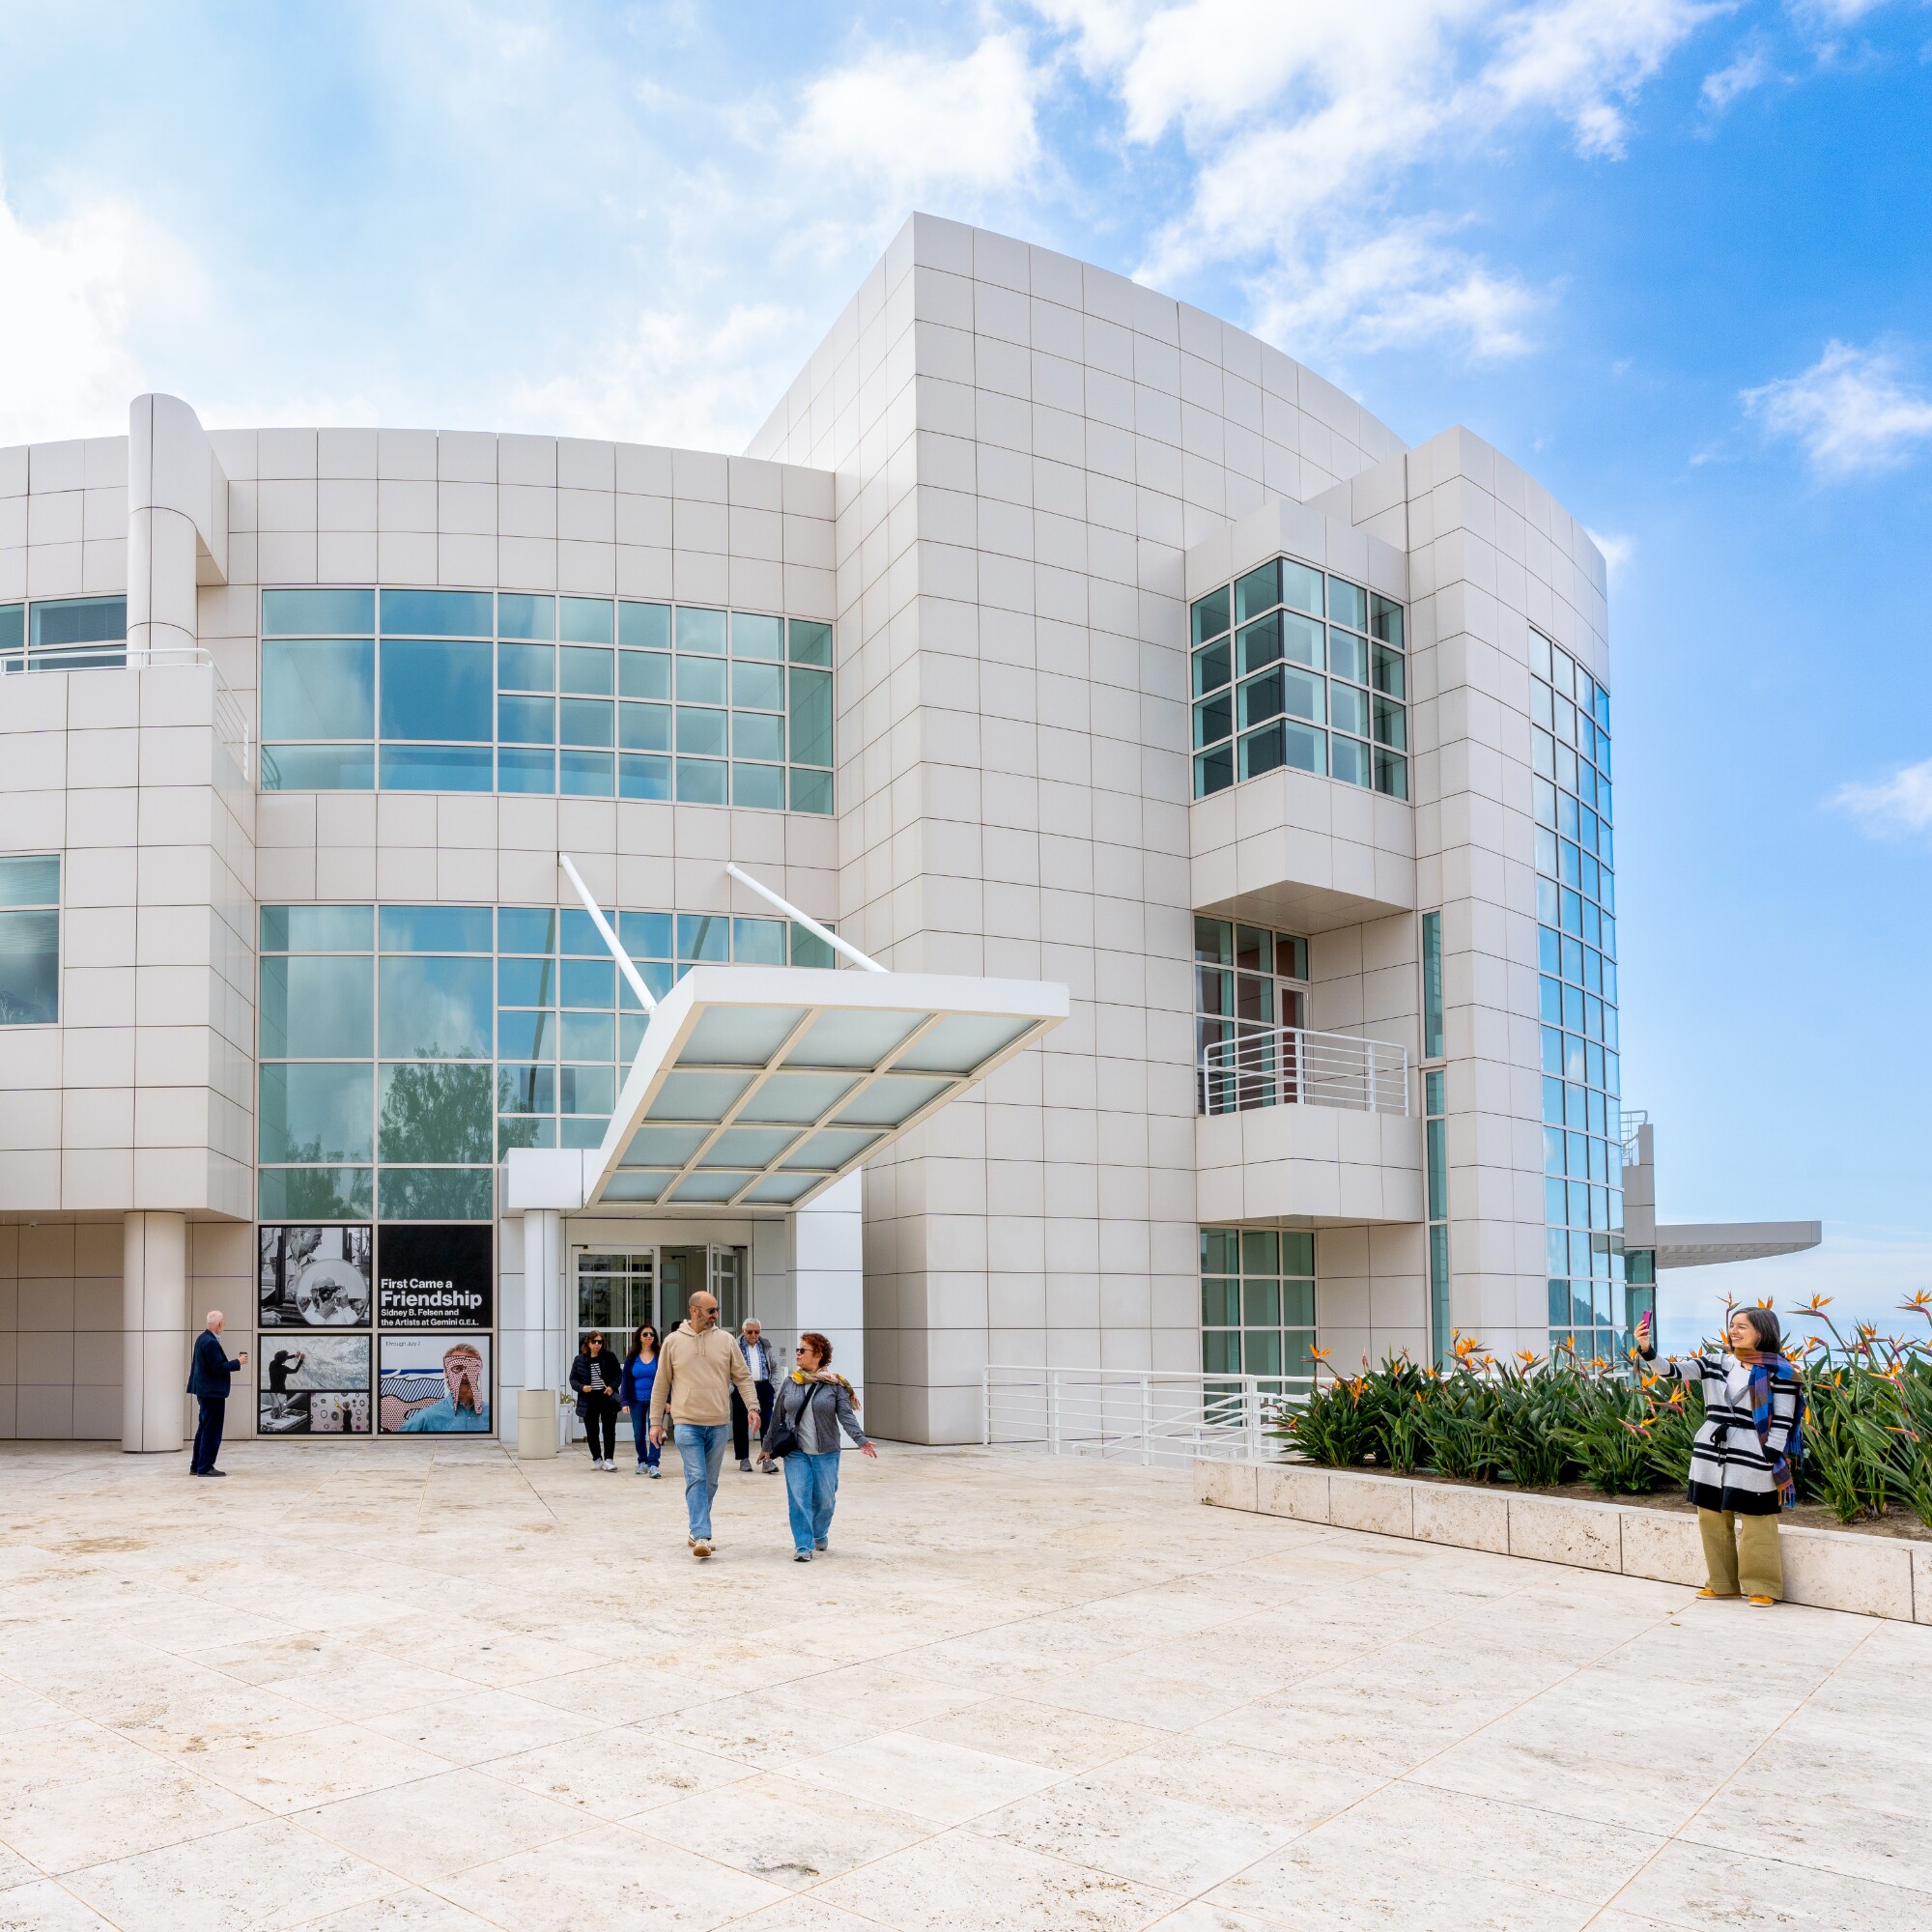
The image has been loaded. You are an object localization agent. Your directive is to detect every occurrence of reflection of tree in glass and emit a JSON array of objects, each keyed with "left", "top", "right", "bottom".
[{"left": 380, "top": 1062, "right": 493, "bottom": 1163}]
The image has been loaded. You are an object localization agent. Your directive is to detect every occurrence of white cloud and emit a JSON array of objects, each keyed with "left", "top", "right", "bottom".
[
  {"left": 1585, "top": 526, "right": 1634, "bottom": 581},
  {"left": 789, "top": 31, "right": 1045, "bottom": 195},
  {"left": 1038, "top": 0, "right": 1721, "bottom": 364},
  {"left": 1700, "top": 43, "right": 1773, "bottom": 112},
  {"left": 0, "top": 180, "right": 200, "bottom": 444},
  {"left": 1831, "top": 757, "right": 1932, "bottom": 838},
  {"left": 1742, "top": 339, "right": 1932, "bottom": 477}
]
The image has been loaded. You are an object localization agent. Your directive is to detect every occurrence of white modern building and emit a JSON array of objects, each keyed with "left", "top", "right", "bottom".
[{"left": 4, "top": 212, "right": 1767, "bottom": 1455}]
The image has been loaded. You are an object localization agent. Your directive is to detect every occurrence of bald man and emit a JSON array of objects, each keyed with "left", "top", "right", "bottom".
[{"left": 186, "top": 1310, "right": 246, "bottom": 1478}]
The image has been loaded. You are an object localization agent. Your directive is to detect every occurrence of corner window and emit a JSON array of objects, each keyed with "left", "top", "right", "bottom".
[{"left": 0, "top": 856, "right": 61, "bottom": 1024}]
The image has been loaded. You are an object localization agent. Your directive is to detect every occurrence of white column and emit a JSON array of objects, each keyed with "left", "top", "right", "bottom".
[
  {"left": 795, "top": 1173, "right": 864, "bottom": 1405},
  {"left": 128, "top": 394, "right": 224, "bottom": 667},
  {"left": 512, "top": 1209, "right": 566, "bottom": 1447},
  {"left": 122, "top": 1211, "right": 187, "bottom": 1452}
]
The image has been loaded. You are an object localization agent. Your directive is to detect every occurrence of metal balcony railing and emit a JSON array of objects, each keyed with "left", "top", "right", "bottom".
[
  {"left": 983, "top": 1366, "right": 1305, "bottom": 1467},
  {"left": 1200, "top": 1025, "right": 1410, "bottom": 1118},
  {"left": 1619, "top": 1108, "right": 1649, "bottom": 1167}
]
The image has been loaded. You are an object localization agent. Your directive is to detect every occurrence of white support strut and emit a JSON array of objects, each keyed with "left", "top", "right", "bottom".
[
  {"left": 724, "top": 861, "right": 885, "bottom": 974},
  {"left": 557, "top": 853, "right": 658, "bottom": 1013}
]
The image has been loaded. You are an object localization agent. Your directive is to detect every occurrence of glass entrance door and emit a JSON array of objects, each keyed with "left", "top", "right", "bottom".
[{"left": 574, "top": 1251, "right": 654, "bottom": 1435}]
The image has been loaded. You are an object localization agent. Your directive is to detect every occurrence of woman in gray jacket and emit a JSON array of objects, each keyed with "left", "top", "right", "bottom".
[{"left": 769, "top": 1331, "right": 875, "bottom": 1560}]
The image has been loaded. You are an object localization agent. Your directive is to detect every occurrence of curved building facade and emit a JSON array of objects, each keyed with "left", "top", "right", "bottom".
[{"left": 0, "top": 213, "right": 1626, "bottom": 1449}]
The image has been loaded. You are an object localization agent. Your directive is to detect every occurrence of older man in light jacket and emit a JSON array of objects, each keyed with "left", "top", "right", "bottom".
[{"left": 649, "top": 1291, "right": 758, "bottom": 1558}]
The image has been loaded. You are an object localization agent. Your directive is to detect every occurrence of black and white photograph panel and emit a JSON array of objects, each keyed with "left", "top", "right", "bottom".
[
  {"left": 260, "top": 1334, "right": 370, "bottom": 1397},
  {"left": 258, "top": 1224, "right": 374, "bottom": 1327}
]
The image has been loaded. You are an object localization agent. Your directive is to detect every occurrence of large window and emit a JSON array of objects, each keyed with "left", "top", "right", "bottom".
[
  {"left": 0, "top": 855, "right": 60, "bottom": 1025},
  {"left": 1201, "top": 1227, "right": 1316, "bottom": 1398},
  {"left": 258, "top": 589, "right": 835, "bottom": 813},
  {"left": 1193, "top": 916, "right": 1310, "bottom": 1114},
  {"left": 1530, "top": 629, "right": 1625, "bottom": 1361},
  {"left": 0, "top": 595, "right": 128, "bottom": 672},
  {"left": 257, "top": 901, "right": 838, "bottom": 1218},
  {"left": 1190, "top": 559, "right": 1406, "bottom": 802}
]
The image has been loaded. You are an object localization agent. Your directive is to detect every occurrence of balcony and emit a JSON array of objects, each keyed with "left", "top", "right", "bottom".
[{"left": 1201, "top": 1025, "right": 1410, "bottom": 1119}]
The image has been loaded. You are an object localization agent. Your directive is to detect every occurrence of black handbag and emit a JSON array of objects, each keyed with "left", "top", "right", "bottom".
[{"left": 762, "top": 1382, "right": 801, "bottom": 1459}]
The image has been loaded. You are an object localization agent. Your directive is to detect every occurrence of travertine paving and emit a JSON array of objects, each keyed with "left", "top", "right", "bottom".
[{"left": 0, "top": 1439, "right": 1925, "bottom": 1931}]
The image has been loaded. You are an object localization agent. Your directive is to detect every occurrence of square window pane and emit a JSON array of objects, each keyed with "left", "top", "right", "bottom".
[
  {"left": 1243, "top": 1277, "right": 1281, "bottom": 1325},
  {"left": 497, "top": 593, "right": 554, "bottom": 640},
  {"left": 676, "top": 706, "right": 727, "bottom": 757},
  {"left": 380, "top": 639, "right": 493, "bottom": 740},
  {"left": 1238, "top": 724, "right": 1284, "bottom": 780},
  {"left": 1327, "top": 629, "right": 1366, "bottom": 684},
  {"left": 262, "top": 639, "right": 375, "bottom": 740},
  {"left": 558, "top": 697, "right": 614, "bottom": 748},
  {"left": 497, "top": 955, "right": 554, "bottom": 1006},
  {"left": 1281, "top": 559, "right": 1323, "bottom": 615},
  {"left": 676, "top": 913, "right": 730, "bottom": 963},
  {"left": 559, "top": 645, "right": 613, "bottom": 696},
  {"left": 1283, "top": 722, "right": 1325, "bottom": 775},
  {"left": 560, "top": 749, "right": 614, "bottom": 796},
  {"left": 261, "top": 905, "right": 371, "bottom": 952},
  {"left": 0, "top": 857, "right": 57, "bottom": 908},
  {"left": 788, "top": 766, "right": 833, "bottom": 814},
  {"left": 560, "top": 1011, "right": 613, "bottom": 1061},
  {"left": 378, "top": 955, "right": 493, "bottom": 1058},
  {"left": 498, "top": 1062, "right": 556, "bottom": 1114},
  {"left": 1329, "top": 735, "right": 1370, "bottom": 787},
  {"left": 498, "top": 694, "right": 554, "bottom": 745},
  {"left": 499, "top": 1115, "right": 554, "bottom": 1154},
  {"left": 1281, "top": 611, "right": 1324, "bottom": 669},
  {"left": 559, "top": 1064, "right": 615, "bottom": 1114},
  {"left": 1241, "top": 1230, "right": 1279, "bottom": 1273},
  {"left": 259, "top": 1166, "right": 372, "bottom": 1220},
  {"left": 619, "top": 753, "right": 672, "bottom": 801},
  {"left": 559, "top": 596, "right": 613, "bottom": 644},
  {"left": 788, "top": 667, "right": 834, "bottom": 766},
  {"left": 560, "top": 957, "right": 613, "bottom": 1009},
  {"left": 260, "top": 954, "right": 373, "bottom": 1057},
  {"left": 1238, "top": 668, "right": 1284, "bottom": 729},
  {"left": 1203, "top": 1330, "right": 1240, "bottom": 1376},
  {"left": 732, "top": 916, "right": 786, "bottom": 964},
  {"left": 1202, "top": 1278, "right": 1238, "bottom": 1325},
  {"left": 732, "top": 612, "right": 782, "bottom": 659},
  {"left": 1327, "top": 577, "right": 1368, "bottom": 631},
  {"left": 676, "top": 606, "right": 726, "bottom": 654},
  {"left": 732, "top": 761, "right": 785, "bottom": 810},
  {"left": 498, "top": 907, "right": 555, "bottom": 954},
  {"left": 677, "top": 654, "right": 727, "bottom": 705},
  {"left": 1244, "top": 1330, "right": 1283, "bottom": 1377},
  {"left": 1190, "top": 586, "right": 1230, "bottom": 644},
  {"left": 262, "top": 745, "right": 374, "bottom": 791},
  {"left": 497, "top": 641, "right": 554, "bottom": 692},
  {"left": 618, "top": 601, "right": 670, "bottom": 650},
  {"left": 1234, "top": 560, "right": 1279, "bottom": 624},
  {"left": 617, "top": 701, "right": 671, "bottom": 753},
  {"left": 1194, "top": 691, "right": 1233, "bottom": 749},
  {"left": 497, "top": 746, "right": 554, "bottom": 793},
  {"left": 620, "top": 910, "right": 672, "bottom": 959},
  {"left": 378, "top": 1061, "right": 494, "bottom": 1162},
  {"left": 1375, "top": 750, "right": 1409, "bottom": 801},
  {"left": 258, "top": 1063, "right": 373, "bottom": 1163},
  {"left": 1328, "top": 681, "right": 1367, "bottom": 738},
  {"left": 618, "top": 649, "right": 670, "bottom": 699},
  {"left": 788, "top": 618, "right": 832, "bottom": 667},
  {"left": 380, "top": 905, "right": 490, "bottom": 952},
  {"left": 733, "top": 711, "right": 785, "bottom": 763},
  {"left": 731, "top": 660, "right": 783, "bottom": 711},
  {"left": 1193, "top": 639, "right": 1231, "bottom": 696},
  {"left": 263, "top": 587, "right": 374, "bottom": 636},
  {"left": 497, "top": 1009, "right": 555, "bottom": 1060},
  {"left": 1371, "top": 594, "right": 1404, "bottom": 646},
  {"left": 1194, "top": 745, "right": 1233, "bottom": 796},
  {"left": 381, "top": 588, "right": 492, "bottom": 637}
]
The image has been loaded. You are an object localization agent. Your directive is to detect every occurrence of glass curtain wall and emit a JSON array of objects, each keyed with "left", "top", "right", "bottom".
[
  {"left": 1201, "top": 1228, "right": 1317, "bottom": 1400},
  {"left": 258, "top": 902, "right": 838, "bottom": 1216},
  {"left": 1530, "top": 629, "right": 1625, "bottom": 1361},
  {"left": 0, "top": 595, "right": 128, "bottom": 671},
  {"left": 259, "top": 589, "right": 834, "bottom": 812},
  {"left": 1189, "top": 558, "right": 1406, "bottom": 801}
]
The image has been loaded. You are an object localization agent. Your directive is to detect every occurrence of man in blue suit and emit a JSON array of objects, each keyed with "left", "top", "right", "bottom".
[{"left": 186, "top": 1311, "right": 246, "bottom": 1477}]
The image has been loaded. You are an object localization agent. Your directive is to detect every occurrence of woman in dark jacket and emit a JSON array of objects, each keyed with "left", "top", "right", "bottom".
[
  {"left": 570, "top": 1331, "right": 622, "bottom": 1470},
  {"left": 767, "top": 1332, "right": 875, "bottom": 1560},
  {"left": 619, "top": 1324, "right": 661, "bottom": 1477}
]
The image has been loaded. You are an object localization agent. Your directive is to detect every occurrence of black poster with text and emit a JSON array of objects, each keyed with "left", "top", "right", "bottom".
[{"left": 376, "top": 1225, "right": 494, "bottom": 1330}]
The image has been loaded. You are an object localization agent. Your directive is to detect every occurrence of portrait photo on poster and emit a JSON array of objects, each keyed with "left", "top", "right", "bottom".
[
  {"left": 380, "top": 1333, "right": 492, "bottom": 1434},
  {"left": 259, "top": 1225, "right": 373, "bottom": 1327},
  {"left": 376, "top": 1225, "right": 493, "bottom": 1330},
  {"left": 258, "top": 1337, "right": 372, "bottom": 1435}
]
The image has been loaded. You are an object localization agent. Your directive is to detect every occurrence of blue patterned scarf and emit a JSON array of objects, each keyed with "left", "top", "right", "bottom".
[{"left": 1741, "top": 1350, "right": 1803, "bottom": 1509}]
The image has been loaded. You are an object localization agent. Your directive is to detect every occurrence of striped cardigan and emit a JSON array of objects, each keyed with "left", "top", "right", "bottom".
[{"left": 1642, "top": 1348, "right": 1798, "bottom": 1517}]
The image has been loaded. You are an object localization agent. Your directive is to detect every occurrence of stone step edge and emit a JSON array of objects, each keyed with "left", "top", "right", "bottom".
[{"left": 1195, "top": 1458, "right": 1928, "bottom": 1626}]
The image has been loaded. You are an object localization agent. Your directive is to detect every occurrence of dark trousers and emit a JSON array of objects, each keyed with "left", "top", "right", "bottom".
[
  {"left": 582, "top": 1400, "right": 616, "bottom": 1461},
  {"left": 731, "top": 1379, "right": 776, "bottom": 1461},
  {"left": 191, "top": 1395, "right": 226, "bottom": 1473}
]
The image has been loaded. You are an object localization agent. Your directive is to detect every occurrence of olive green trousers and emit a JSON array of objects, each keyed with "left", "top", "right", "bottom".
[{"left": 1697, "top": 1507, "right": 1782, "bottom": 1600}]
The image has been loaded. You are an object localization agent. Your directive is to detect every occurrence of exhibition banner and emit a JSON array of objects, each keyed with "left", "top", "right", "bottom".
[
  {"left": 380, "top": 1334, "right": 493, "bottom": 1434},
  {"left": 376, "top": 1225, "right": 493, "bottom": 1329}
]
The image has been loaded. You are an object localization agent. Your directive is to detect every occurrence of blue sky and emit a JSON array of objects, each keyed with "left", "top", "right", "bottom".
[{"left": 3, "top": 1, "right": 1928, "bottom": 1342}]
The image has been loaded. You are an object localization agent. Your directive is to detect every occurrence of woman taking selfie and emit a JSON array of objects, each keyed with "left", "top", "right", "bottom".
[
  {"left": 1635, "top": 1305, "right": 1804, "bottom": 1606},
  {"left": 765, "top": 1331, "right": 875, "bottom": 1560},
  {"left": 620, "top": 1324, "right": 662, "bottom": 1476}
]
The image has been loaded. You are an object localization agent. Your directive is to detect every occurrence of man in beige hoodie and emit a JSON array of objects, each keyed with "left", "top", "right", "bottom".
[{"left": 649, "top": 1292, "right": 758, "bottom": 1558}]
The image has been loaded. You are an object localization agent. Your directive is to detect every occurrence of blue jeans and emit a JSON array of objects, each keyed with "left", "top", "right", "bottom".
[
  {"left": 783, "top": 1449, "right": 840, "bottom": 1552},
  {"left": 674, "top": 1422, "right": 730, "bottom": 1539},
  {"left": 629, "top": 1406, "right": 660, "bottom": 1468}
]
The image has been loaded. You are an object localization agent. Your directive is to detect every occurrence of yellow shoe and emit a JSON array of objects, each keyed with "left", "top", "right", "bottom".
[
  {"left": 1747, "top": 1595, "right": 1776, "bottom": 1608},
  {"left": 1695, "top": 1588, "right": 1738, "bottom": 1600}
]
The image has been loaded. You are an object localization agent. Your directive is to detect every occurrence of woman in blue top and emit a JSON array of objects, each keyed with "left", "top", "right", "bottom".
[{"left": 620, "top": 1325, "right": 662, "bottom": 1476}]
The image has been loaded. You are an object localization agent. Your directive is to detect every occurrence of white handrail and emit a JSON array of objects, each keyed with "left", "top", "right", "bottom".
[{"left": 1200, "top": 1024, "right": 1410, "bottom": 1118}]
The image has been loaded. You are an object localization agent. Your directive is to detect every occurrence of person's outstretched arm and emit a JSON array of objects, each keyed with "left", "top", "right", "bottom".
[{"left": 834, "top": 1381, "right": 876, "bottom": 1457}]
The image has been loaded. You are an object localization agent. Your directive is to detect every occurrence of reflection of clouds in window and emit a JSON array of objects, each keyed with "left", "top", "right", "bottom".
[{"left": 378, "top": 956, "right": 493, "bottom": 1059}]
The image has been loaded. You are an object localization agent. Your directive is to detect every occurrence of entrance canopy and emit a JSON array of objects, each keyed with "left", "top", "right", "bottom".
[{"left": 506, "top": 962, "right": 1066, "bottom": 1216}]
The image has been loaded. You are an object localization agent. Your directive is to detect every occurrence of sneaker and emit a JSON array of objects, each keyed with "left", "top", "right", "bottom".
[
  {"left": 635, "top": 1463, "right": 647, "bottom": 1474},
  {"left": 738, "top": 1459, "right": 753, "bottom": 1473},
  {"left": 648, "top": 1466, "right": 661, "bottom": 1479},
  {"left": 692, "top": 1538, "right": 712, "bottom": 1559},
  {"left": 1694, "top": 1588, "right": 1737, "bottom": 1600},
  {"left": 1747, "top": 1595, "right": 1776, "bottom": 1608},
  {"left": 759, "top": 1460, "right": 779, "bottom": 1474},
  {"left": 814, "top": 1540, "right": 827, "bottom": 1551},
  {"left": 794, "top": 1548, "right": 812, "bottom": 1562}
]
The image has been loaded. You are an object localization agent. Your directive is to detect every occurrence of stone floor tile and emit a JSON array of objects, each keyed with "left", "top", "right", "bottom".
[
  {"left": 902, "top": 1695, "right": 1167, "bottom": 1771},
  {"left": 0, "top": 1760, "right": 268, "bottom": 1874},
  {"left": 789, "top": 1728, "right": 1064, "bottom": 1826},
  {"left": 63, "top": 1817, "right": 397, "bottom": 1932},
  {"left": 181, "top": 1719, "right": 454, "bottom": 1814},
  {"left": 356, "top": 1688, "right": 587, "bottom": 1766},
  {"left": 295, "top": 1767, "right": 588, "bottom": 1883},
  {"left": 0, "top": 1878, "right": 123, "bottom": 1932},
  {"left": 819, "top": 1829, "right": 1181, "bottom": 1932},
  {"left": 1680, "top": 1777, "right": 1932, "bottom": 1893},
  {"left": 474, "top": 1729, "right": 751, "bottom": 1821},
  {"left": 295, "top": 1889, "right": 504, "bottom": 1931},
  {"left": 640, "top": 1772, "right": 936, "bottom": 1886},
  {"left": 1614, "top": 1838, "right": 1932, "bottom": 1931}
]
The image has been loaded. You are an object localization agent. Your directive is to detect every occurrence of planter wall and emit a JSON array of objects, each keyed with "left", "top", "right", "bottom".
[{"left": 1196, "top": 1458, "right": 1929, "bottom": 1625}]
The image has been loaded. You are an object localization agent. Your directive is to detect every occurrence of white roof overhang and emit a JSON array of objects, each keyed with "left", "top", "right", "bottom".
[{"left": 505, "top": 964, "right": 1066, "bottom": 1216}]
